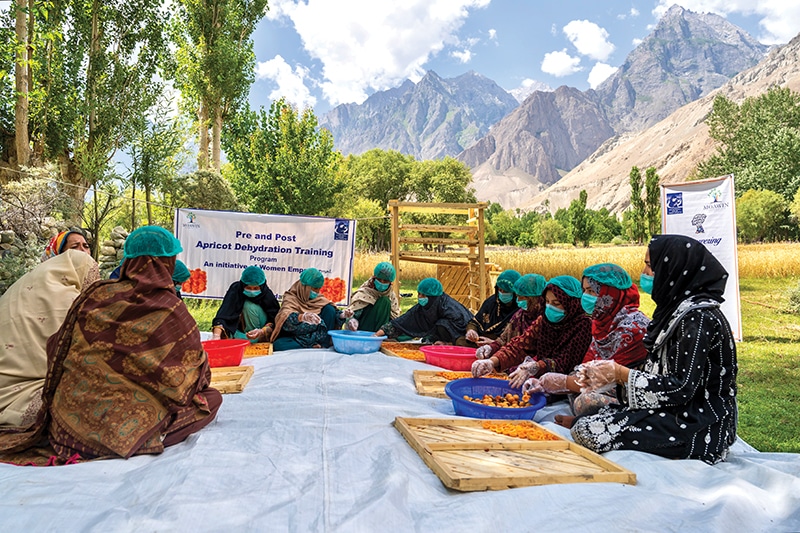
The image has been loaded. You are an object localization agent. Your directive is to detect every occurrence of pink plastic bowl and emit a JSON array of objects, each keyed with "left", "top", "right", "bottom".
[
  {"left": 420, "top": 345, "right": 478, "bottom": 371},
  {"left": 202, "top": 339, "right": 249, "bottom": 368}
]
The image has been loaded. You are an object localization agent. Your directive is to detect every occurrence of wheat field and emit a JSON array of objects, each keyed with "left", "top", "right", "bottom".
[{"left": 354, "top": 243, "right": 800, "bottom": 281}]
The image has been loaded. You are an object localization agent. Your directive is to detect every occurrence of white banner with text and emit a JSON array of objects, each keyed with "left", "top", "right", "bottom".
[
  {"left": 174, "top": 209, "right": 356, "bottom": 304},
  {"left": 661, "top": 175, "right": 742, "bottom": 340}
]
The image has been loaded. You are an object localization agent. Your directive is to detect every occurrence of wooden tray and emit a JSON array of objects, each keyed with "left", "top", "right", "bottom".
[
  {"left": 381, "top": 342, "right": 426, "bottom": 361},
  {"left": 394, "top": 417, "right": 636, "bottom": 491},
  {"left": 210, "top": 365, "right": 254, "bottom": 394},
  {"left": 244, "top": 342, "right": 273, "bottom": 358},
  {"left": 413, "top": 370, "right": 508, "bottom": 398}
]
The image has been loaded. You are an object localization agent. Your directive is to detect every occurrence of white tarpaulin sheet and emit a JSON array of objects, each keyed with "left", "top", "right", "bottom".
[{"left": 1, "top": 349, "right": 798, "bottom": 532}]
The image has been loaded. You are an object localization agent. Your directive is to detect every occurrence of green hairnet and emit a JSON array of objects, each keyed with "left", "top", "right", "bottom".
[
  {"left": 495, "top": 269, "right": 521, "bottom": 293},
  {"left": 123, "top": 225, "right": 183, "bottom": 259},
  {"left": 417, "top": 277, "right": 443, "bottom": 297},
  {"left": 513, "top": 274, "right": 546, "bottom": 297},
  {"left": 546, "top": 275, "right": 583, "bottom": 299},
  {"left": 373, "top": 261, "right": 396, "bottom": 282},
  {"left": 172, "top": 260, "right": 191, "bottom": 284},
  {"left": 582, "top": 263, "right": 632, "bottom": 290},
  {"left": 299, "top": 267, "right": 324, "bottom": 288},
  {"left": 241, "top": 265, "right": 266, "bottom": 286}
]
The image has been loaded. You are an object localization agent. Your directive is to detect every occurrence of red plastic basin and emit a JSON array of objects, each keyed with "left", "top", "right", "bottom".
[
  {"left": 202, "top": 339, "right": 249, "bottom": 368},
  {"left": 419, "top": 345, "right": 477, "bottom": 371}
]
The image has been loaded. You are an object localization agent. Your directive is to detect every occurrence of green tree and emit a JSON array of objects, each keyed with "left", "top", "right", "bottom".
[
  {"left": 174, "top": 0, "right": 268, "bottom": 171},
  {"left": 567, "top": 189, "right": 592, "bottom": 247},
  {"left": 736, "top": 188, "right": 790, "bottom": 243},
  {"left": 698, "top": 88, "right": 800, "bottom": 201},
  {"left": 629, "top": 166, "right": 646, "bottom": 243},
  {"left": 169, "top": 169, "right": 241, "bottom": 212},
  {"left": 644, "top": 167, "right": 661, "bottom": 238},
  {"left": 589, "top": 208, "right": 622, "bottom": 243},
  {"left": 536, "top": 218, "right": 567, "bottom": 247},
  {"left": 224, "top": 98, "right": 340, "bottom": 216}
]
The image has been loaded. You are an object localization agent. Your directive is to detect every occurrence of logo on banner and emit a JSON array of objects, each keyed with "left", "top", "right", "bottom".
[
  {"left": 334, "top": 219, "right": 350, "bottom": 241},
  {"left": 666, "top": 192, "right": 683, "bottom": 215},
  {"left": 703, "top": 187, "right": 730, "bottom": 210},
  {"left": 691, "top": 213, "right": 707, "bottom": 233},
  {"left": 182, "top": 211, "right": 200, "bottom": 229}
]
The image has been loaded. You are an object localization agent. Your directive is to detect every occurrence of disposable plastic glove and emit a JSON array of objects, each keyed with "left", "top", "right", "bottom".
[
  {"left": 475, "top": 345, "right": 493, "bottom": 359},
  {"left": 299, "top": 312, "right": 322, "bottom": 325},
  {"left": 508, "top": 356, "right": 540, "bottom": 389},
  {"left": 339, "top": 308, "right": 354, "bottom": 320},
  {"left": 521, "top": 377, "right": 544, "bottom": 396},
  {"left": 471, "top": 359, "right": 495, "bottom": 378},
  {"left": 245, "top": 328, "right": 263, "bottom": 340},
  {"left": 576, "top": 360, "right": 617, "bottom": 393},
  {"left": 345, "top": 318, "right": 359, "bottom": 331},
  {"left": 537, "top": 372, "right": 569, "bottom": 394},
  {"left": 465, "top": 329, "right": 479, "bottom": 342}
]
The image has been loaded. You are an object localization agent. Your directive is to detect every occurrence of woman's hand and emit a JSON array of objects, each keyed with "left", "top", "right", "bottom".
[
  {"left": 299, "top": 312, "right": 322, "bottom": 325},
  {"left": 471, "top": 359, "right": 495, "bottom": 378},
  {"left": 465, "top": 330, "right": 479, "bottom": 342}
]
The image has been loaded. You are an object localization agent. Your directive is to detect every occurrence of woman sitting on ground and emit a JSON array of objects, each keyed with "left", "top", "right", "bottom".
[
  {"left": 521, "top": 263, "right": 650, "bottom": 420},
  {"left": 41, "top": 228, "right": 91, "bottom": 261},
  {"left": 343, "top": 261, "right": 401, "bottom": 332},
  {"left": 455, "top": 269, "right": 521, "bottom": 347},
  {"left": 570, "top": 235, "right": 738, "bottom": 464},
  {"left": 270, "top": 268, "right": 346, "bottom": 351},
  {"left": 472, "top": 275, "right": 592, "bottom": 388},
  {"left": 473, "top": 273, "right": 547, "bottom": 361},
  {"left": 0, "top": 250, "right": 99, "bottom": 432},
  {"left": 212, "top": 265, "right": 280, "bottom": 343},
  {"left": 0, "top": 226, "right": 222, "bottom": 464},
  {"left": 375, "top": 277, "right": 472, "bottom": 344}
]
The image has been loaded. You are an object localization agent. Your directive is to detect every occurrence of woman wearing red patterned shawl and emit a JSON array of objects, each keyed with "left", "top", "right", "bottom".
[
  {"left": 0, "top": 226, "right": 221, "bottom": 465},
  {"left": 520, "top": 264, "right": 650, "bottom": 419},
  {"left": 471, "top": 276, "right": 592, "bottom": 389}
]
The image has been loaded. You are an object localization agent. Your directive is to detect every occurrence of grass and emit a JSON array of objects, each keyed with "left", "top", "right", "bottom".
[{"left": 189, "top": 242, "right": 800, "bottom": 453}]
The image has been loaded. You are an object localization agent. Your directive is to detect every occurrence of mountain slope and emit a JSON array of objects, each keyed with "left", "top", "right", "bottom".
[
  {"left": 522, "top": 33, "right": 800, "bottom": 214},
  {"left": 319, "top": 71, "right": 518, "bottom": 160}
]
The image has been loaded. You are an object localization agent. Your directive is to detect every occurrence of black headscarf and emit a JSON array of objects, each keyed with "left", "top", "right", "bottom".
[
  {"left": 390, "top": 293, "right": 472, "bottom": 342},
  {"left": 212, "top": 280, "right": 280, "bottom": 336},
  {"left": 644, "top": 234, "right": 728, "bottom": 349}
]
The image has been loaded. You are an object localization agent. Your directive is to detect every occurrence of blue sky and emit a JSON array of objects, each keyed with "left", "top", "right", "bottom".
[{"left": 250, "top": 0, "right": 800, "bottom": 116}]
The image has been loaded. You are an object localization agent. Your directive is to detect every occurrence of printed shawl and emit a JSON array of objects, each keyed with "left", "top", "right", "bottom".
[{"left": 582, "top": 280, "right": 649, "bottom": 367}]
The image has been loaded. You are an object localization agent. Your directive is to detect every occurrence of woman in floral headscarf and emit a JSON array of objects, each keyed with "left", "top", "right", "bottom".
[
  {"left": 41, "top": 229, "right": 91, "bottom": 261},
  {"left": 570, "top": 235, "right": 737, "bottom": 465},
  {"left": 521, "top": 263, "right": 650, "bottom": 419}
]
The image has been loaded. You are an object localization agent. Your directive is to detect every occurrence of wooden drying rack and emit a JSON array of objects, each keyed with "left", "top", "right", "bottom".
[{"left": 388, "top": 200, "right": 497, "bottom": 313}]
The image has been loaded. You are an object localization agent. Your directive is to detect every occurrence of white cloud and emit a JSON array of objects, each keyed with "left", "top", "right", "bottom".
[
  {"left": 256, "top": 55, "right": 317, "bottom": 110},
  {"left": 541, "top": 49, "right": 583, "bottom": 77},
  {"left": 266, "top": 0, "right": 491, "bottom": 106},
  {"left": 563, "top": 20, "right": 616, "bottom": 61},
  {"left": 452, "top": 49, "right": 472, "bottom": 63},
  {"left": 653, "top": 0, "right": 800, "bottom": 45},
  {"left": 617, "top": 7, "right": 640, "bottom": 20},
  {"left": 632, "top": 37, "right": 643, "bottom": 46},
  {"left": 488, "top": 28, "right": 497, "bottom": 40},
  {"left": 508, "top": 78, "right": 553, "bottom": 102},
  {"left": 587, "top": 62, "right": 618, "bottom": 89}
]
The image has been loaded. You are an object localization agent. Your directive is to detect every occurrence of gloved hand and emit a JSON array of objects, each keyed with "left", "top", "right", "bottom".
[
  {"left": 475, "top": 344, "right": 493, "bottom": 359},
  {"left": 211, "top": 327, "right": 222, "bottom": 340},
  {"left": 537, "top": 372, "right": 569, "bottom": 394},
  {"left": 508, "top": 356, "right": 541, "bottom": 389},
  {"left": 339, "top": 308, "right": 354, "bottom": 320},
  {"left": 576, "top": 360, "right": 618, "bottom": 393},
  {"left": 522, "top": 377, "right": 544, "bottom": 396},
  {"left": 471, "top": 359, "right": 495, "bottom": 378},
  {"left": 245, "top": 328, "right": 263, "bottom": 340},
  {"left": 299, "top": 312, "right": 322, "bottom": 325},
  {"left": 345, "top": 318, "right": 359, "bottom": 331},
  {"left": 465, "top": 329, "right": 479, "bottom": 342}
]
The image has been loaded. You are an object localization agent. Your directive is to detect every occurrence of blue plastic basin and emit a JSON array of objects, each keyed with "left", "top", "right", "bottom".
[{"left": 445, "top": 378, "right": 547, "bottom": 420}]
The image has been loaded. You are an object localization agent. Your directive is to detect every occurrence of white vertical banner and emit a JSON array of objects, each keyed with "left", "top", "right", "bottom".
[
  {"left": 174, "top": 209, "right": 356, "bottom": 304},
  {"left": 661, "top": 174, "right": 742, "bottom": 341}
]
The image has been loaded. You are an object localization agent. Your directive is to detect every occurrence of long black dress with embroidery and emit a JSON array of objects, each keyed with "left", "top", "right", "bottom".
[{"left": 571, "top": 235, "right": 738, "bottom": 465}]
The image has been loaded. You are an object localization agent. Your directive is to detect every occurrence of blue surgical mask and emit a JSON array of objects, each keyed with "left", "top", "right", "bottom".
[
  {"left": 581, "top": 293, "right": 597, "bottom": 315},
  {"left": 639, "top": 274, "right": 654, "bottom": 295},
  {"left": 498, "top": 291, "right": 513, "bottom": 304},
  {"left": 374, "top": 280, "right": 390, "bottom": 292},
  {"left": 309, "top": 290, "right": 319, "bottom": 299},
  {"left": 516, "top": 298, "right": 528, "bottom": 310},
  {"left": 545, "top": 304, "right": 566, "bottom": 323},
  {"left": 243, "top": 289, "right": 261, "bottom": 298},
  {"left": 418, "top": 297, "right": 429, "bottom": 307}
]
